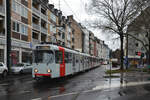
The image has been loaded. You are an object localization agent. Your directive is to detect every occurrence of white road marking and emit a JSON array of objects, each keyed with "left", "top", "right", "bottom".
[
  {"left": 48, "top": 92, "right": 78, "bottom": 98},
  {"left": 31, "top": 98, "right": 42, "bottom": 100}
]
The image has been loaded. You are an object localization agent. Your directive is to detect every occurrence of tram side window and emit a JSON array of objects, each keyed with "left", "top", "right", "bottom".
[
  {"left": 65, "top": 52, "right": 69, "bottom": 63},
  {"left": 65, "top": 52, "right": 72, "bottom": 63},
  {"left": 76, "top": 55, "right": 79, "bottom": 63},
  {"left": 80, "top": 56, "right": 82, "bottom": 63},
  {"left": 73, "top": 53, "right": 75, "bottom": 66},
  {"left": 55, "top": 51, "right": 63, "bottom": 64},
  {"left": 68, "top": 53, "right": 72, "bottom": 63}
]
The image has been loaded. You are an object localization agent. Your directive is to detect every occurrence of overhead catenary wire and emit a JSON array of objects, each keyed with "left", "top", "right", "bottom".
[
  {"left": 62, "top": 0, "right": 81, "bottom": 22},
  {"left": 50, "top": 0, "right": 68, "bottom": 16}
]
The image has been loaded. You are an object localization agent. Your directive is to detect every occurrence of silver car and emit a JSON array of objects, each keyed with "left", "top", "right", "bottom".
[
  {"left": 11, "top": 63, "right": 32, "bottom": 74},
  {"left": 0, "top": 62, "right": 8, "bottom": 77}
]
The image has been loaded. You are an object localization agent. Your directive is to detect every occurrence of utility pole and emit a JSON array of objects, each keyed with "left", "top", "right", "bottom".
[
  {"left": 59, "top": 0, "right": 60, "bottom": 10},
  {"left": 6, "top": 0, "right": 11, "bottom": 73}
]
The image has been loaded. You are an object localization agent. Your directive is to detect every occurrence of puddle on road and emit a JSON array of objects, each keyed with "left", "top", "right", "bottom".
[
  {"left": 93, "top": 77, "right": 150, "bottom": 91},
  {"left": 59, "top": 85, "right": 66, "bottom": 94}
]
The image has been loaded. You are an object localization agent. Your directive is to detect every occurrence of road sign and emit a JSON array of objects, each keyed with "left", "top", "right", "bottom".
[{"left": 30, "top": 42, "right": 32, "bottom": 48}]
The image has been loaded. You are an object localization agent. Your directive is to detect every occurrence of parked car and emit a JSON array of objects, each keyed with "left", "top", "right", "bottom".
[
  {"left": 11, "top": 63, "right": 32, "bottom": 74},
  {"left": 102, "top": 61, "right": 108, "bottom": 65},
  {"left": 0, "top": 62, "right": 8, "bottom": 77}
]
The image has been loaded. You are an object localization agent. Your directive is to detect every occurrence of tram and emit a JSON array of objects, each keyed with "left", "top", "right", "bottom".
[{"left": 32, "top": 42, "right": 101, "bottom": 79}]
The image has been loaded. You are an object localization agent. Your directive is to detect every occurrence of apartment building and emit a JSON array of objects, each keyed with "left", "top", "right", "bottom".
[
  {"left": 65, "top": 17, "right": 73, "bottom": 48},
  {"left": 1, "top": 0, "right": 111, "bottom": 65},
  {"left": 57, "top": 13, "right": 66, "bottom": 46},
  {"left": 0, "top": 0, "right": 5, "bottom": 63},
  {"left": 0, "top": 0, "right": 60, "bottom": 65},
  {"left": 89, "top": 31, "right": 94, "bottom": 56},
  {"left": 127, "top": 7, "right": 150, "bottom": 60},
  {"left": 81, "top": 27, "right": 90, "bottom": 54},
  {"left": 67, "top": 15, "right": 83, "bottom": 52},
  {"left": 10, "top": 0, "right": 32, "bottom": 65},
  {"left": 94, "top": 37, "right": 98, "bottom": 57}
]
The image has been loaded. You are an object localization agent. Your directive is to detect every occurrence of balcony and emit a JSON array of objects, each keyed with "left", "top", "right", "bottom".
[
  {"left": 0, "top": 6, "right": 5, "bottom": 15},
  {"left": 0, "top": 32, "right": 5, "bottom": 36},
  {"left": 32, "top": 7, "right": 40, "bottom": 16},
  {"left": 41, "top": 27, "right": 47, "bottom": 34},
  {"left": 32, "top": 23, "right": 40, "bottom": 31},
  {"left": 41, "top": 13, "right": 48, "bottom": 21},
  {"left": 32, "top": 38, "right": 40, "bottom": 45},
  {"left": 67, "top": 35, "right": 71, "bottom": 41}
]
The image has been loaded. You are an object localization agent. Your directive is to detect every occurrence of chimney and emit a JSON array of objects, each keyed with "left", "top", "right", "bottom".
[
  {"left": 58, "top": 11, "right": 62, "bottom": 17},
  {"left": 62, "top": 16, "right": 65, "bottom": 21},
  {"left": 54, "top": 9, "right": 58, "bottom": 15},
  {"left": 67, "top": 15, "right": 73, "bottom": 19},
  {"left": 48, "top": 4, "right": 54, "bottom": 9}
]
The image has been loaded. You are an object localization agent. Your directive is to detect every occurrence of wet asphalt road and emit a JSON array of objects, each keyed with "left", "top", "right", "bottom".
[
  {"left": 0, "top": 65, "right": 109, "bottom": 100},
  {"left": 1, "top": 65, "right": 150, "bottom": 100}
]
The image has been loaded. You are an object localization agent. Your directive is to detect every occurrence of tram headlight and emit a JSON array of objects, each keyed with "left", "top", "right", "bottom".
[
  {"left": 34, "top": 69, "right": 38, "bottom": 73},
  {"left": 47, "top": 69, "right": 51, "bottom": 73}
]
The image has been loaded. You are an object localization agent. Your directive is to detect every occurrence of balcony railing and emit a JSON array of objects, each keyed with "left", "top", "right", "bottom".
[
  {"left": 41, "top": 27, "right": 47, "bottom": 34},
  {"left": 0, "top": 6, "right": 5, "bottom": 15},
  {"left": 67, "top": 36, "right": 71, "bottom": 41},
  {"left": 32, "top": 23, "right": 40, "bottom": 31},
  {"left": 0, "top": 32, "right": 5, "bottom": 37},
  {"left": 32, "top": 7, "right": 40, "bottom": 16},
  {"left": 32, "top": 38, "right": 40, "bottom": 45},
  {"left": 41, "top": 13, "right": 48, "bottom": 21}
]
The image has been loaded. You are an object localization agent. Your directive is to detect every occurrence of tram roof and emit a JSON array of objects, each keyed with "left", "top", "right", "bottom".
[{"left": 34, "top": 43, "right": 98, "bottom": 58}]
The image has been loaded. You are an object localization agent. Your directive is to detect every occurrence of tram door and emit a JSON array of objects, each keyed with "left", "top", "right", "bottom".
[{"left": 76, "top": 55, "right": 80, "bottom": 72}]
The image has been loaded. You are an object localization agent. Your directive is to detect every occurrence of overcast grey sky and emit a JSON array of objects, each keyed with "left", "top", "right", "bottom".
[{"left": 49, "top": 0, "right": 120, "bottom": 50}]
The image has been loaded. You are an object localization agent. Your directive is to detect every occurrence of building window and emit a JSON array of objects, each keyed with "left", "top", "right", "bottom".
[
  {"left": 50, "top": 24, "right": 56, "bottom": 33},
  {"left": 50, "top": 13, "right": 56, "bottom": 22},
  {"left": 12, "top": 1, "right": 21, "bottom": 15},
  {"left": 22, "top": 52, "right": 32, "bottom": 63},
  {"left": 21, "top": 6, "right": 28, "bottom": 18},
  {"left": 21, "top": 24, "right": 28, "bottom": 35},
  {"left": 16, "top": 2, "right": 21, "bottom": 14},
  {"left": 135, "top": 43, "right": 139, "bottom": 47},
  {"left": 62, "top": 33, "right": 65, "bottom": 39},
  {"left": 12, "top": 21, "right": 20, "bottom": 33},
  {"left": 13, "top": 21, "right": 28, "bottom": 35},
  {"left": 12, "top": 0, "right": 16, "bottom": 12}
]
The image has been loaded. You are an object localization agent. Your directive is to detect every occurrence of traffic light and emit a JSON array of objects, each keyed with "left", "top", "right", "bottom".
[
  {"left": 135, "top": 52, "right": 141, "bottom": 56},
  {"left": 135, "top": 52, "right": 144, "bottom": 57},
  {"left": 141, "top": 53, "right": 144, "bottom": 58}
]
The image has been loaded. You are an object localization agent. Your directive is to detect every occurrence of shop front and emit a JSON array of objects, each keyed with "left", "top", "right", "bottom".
[{"left": 0, "top": 49, "right": 4, "bottom": 62}]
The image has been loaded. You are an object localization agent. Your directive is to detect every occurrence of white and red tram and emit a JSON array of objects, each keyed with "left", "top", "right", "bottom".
[{"left": 32, "top": 43, "right": 101, "bottom": 79}]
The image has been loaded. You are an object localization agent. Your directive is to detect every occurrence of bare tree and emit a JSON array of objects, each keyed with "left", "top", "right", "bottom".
[{"left": 88, "top": 0, "right": 140, "bottom": 70}]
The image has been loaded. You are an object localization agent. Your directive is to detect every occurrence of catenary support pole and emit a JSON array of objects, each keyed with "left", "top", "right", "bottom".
[{"left": 6, "top": 0, "right": 11, "bottom": 73}]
